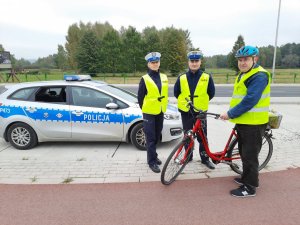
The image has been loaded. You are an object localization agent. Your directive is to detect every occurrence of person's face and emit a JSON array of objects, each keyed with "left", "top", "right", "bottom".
[
  {"left": 188, "top": 59, "right": 201, "bottom": 72},
  {"left": 148, "top": 61, "right": 160, "bottom": 71},
  {"left": 237, "top": 56, "right": 257, "bottom": 72}
]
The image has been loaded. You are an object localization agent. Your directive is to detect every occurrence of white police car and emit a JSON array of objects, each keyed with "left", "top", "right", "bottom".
[{"left": 0, "top": 75, "right": 182, "bottom": 150}]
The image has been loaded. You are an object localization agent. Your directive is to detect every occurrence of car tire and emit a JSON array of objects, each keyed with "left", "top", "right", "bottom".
[
  {"left": 7, "top": 123, "right": 38, "bottom": 150},
  {"left": 130, "top": 123, "right": 147, "bottom": 151}
]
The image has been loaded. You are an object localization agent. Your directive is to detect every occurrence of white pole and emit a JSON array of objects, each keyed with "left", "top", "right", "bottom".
[{"left": 272, "top": 0, "right": 282, "bottom": 83}]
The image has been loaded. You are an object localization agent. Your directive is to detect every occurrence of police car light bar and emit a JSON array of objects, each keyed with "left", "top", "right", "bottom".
[{"left": 64, "top": 75, "right": 92, "bottom": 81}]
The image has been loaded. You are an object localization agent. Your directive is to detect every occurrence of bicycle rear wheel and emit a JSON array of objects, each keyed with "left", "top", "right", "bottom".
[
  {"left": 226, "top": 132, "right": 273, "bottom": 174},
  {"left": 161, "top": 140, "right": 193, "bottom": 185}
]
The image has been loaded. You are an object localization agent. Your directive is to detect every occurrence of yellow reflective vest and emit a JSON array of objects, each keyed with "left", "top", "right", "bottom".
[
  {"left": 177, "top": 73, "right": 210, "bottom": 112},
  {"left": 141, "top": 73, "right": 168, "bottom": 115},
  {"left": 229, "top": 66, "right": 271, "bottom": 125}
]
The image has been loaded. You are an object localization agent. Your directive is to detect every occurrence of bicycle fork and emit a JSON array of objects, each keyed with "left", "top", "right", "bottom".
[{"left": 174, "top": 133, "right": 195, "bottom": 165}]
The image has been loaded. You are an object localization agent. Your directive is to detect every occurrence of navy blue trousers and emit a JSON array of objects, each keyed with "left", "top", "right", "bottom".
[
  {"left": 181, "top": 112, "right": 209, "bottom": 162},
  {"left": 143, "top": 113, "right": 164, "bottom": 166}
]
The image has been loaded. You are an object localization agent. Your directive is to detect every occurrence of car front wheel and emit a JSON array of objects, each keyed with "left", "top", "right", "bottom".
[
  {"left": 7, "top": 123, "right": 38, "bottom": 150},
  {"left": 130, "top": 123, "right": 147, "bottom": 151}
]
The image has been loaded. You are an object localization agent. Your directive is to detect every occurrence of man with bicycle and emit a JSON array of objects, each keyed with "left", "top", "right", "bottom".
[
  {"left": 174, "top": 50, "right": 216, "bottom": 170},
  {"left": 220, "top": 46, "right": 271, "bottom": 197}
]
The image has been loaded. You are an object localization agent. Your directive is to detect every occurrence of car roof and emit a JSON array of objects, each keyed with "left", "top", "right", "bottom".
[
  {"left": 4, "top": 80, "right": 108, "bottom": 89},
  {"left": 1, "top": 80, "right": 137, "bottom": 106}
]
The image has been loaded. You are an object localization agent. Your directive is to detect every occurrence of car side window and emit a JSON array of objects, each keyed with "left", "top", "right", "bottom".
[
  {"left": 71, "top": 87, "right": 118, "bottom": 108},
  {"left": 35, "top": 87, "right": 67, "bottom": 103},
  {"left": 9, "top": 87, "right": 37, "bottom": 100}
]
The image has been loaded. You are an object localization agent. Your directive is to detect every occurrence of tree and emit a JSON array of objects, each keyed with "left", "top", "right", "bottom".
[
  {"left": 54, "top": 45, "right": 68, "bottom": 70},
  {"left": 120, "top": 26, "right": 144, "bottom": 74},
  {"left": 14, "top": 58, "right": 32, "bottom": 71},
  {"left": 32, "top": 55, "right": 56, "bottom": 69},
  {"left": 258, "top": 45, "right": 282, "bottom": 68},
  {"left": 65, "top": 23, "right": 82, "bottom": 70},
  {"left": 76, "top": 30, "right": 102, "bottom": 75},
  {"left": 159, "top": 27, "right": 188, "bottom": 76},
  {"left": 93, "top": 21, "right": 114, "bottom": 40},
  {"left": 101, "top": 30, "right": 122, "bottom": 74},
  {"left": 142, "top": 26, "right": 161, "bottom": 55},
  {"left": 227, "top": 35, "right": 245, "bottom": 72},
  {"left": 281, "top": 54, "right": 300, "bottom": 68}
]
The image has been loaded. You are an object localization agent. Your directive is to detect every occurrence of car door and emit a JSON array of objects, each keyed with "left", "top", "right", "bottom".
[
  {"left": 24, "top": 86, "right": 71, "bottom": 138},
  {"left": 69, "top": 86, "right": 124, "bottom": 141}
]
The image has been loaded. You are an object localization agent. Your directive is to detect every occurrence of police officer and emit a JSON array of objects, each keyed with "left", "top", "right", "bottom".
[
  {"left": 174, "top": 50, "right": 215, "bottom": 169},
  {"left": 220, "top": 46, "right": 271, "bottom": 197},
  {"left": 138, "top": 52, "right": 168, "bottom": 173}
]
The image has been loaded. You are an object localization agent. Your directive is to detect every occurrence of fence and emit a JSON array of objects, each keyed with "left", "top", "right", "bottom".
[{"left": 0, "top": 71, "right": 299, "bottom": 84}]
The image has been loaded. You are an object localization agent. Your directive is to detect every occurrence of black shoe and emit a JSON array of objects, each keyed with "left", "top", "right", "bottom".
[
  {"left": 149, "top": 164, "right": 160, "bottom": 173},
  {"left": 230, "top": 185, "right": 256, "bottom": 198},
  {"left": 156, "top": 158, "right": 162, "bottom": 165},
  {"left": 202, "top": 160, "right": 215, "bottom": 169},
  {"left": 234, "top": 178, "right": 260, "bottom": 188}
]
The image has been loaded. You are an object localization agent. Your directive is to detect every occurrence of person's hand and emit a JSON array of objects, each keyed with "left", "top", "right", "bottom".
[{"left": 220, "top": 112, "right": 229, "bottom": 120}]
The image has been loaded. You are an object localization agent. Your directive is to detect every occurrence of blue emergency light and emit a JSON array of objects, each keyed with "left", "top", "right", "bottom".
[{"left": 64, "top": 75, "right": 92, "bottom": 81}]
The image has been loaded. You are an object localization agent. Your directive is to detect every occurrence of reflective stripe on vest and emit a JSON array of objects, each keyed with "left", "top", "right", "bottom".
[
  {"left": 229, "top": 66, "right": 271, "bottom": 125},
  {"left": 177, "top": 73, "right": 209, "bottom": 112},
  {"left": 142, "top": 73, "right": 168, "bottom": 115}
]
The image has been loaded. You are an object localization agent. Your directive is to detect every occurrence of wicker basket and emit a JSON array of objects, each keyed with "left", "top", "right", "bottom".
[{"left": 268, "top": 111, "right": 283, "bottom": 129}]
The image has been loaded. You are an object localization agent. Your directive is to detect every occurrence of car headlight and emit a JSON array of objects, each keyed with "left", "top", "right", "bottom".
[{"left": 164, "top": 113, "right": 180, "bottom": 120}]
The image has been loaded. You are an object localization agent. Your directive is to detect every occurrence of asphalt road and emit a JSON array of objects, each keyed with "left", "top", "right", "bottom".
[{"left": 118, "top": 85, "right": 300, "bottom": 97}]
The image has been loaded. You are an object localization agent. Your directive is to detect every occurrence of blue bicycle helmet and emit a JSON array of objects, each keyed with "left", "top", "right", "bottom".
[{"left": 235, "top": 46, "right": 259, "bottom": 58}]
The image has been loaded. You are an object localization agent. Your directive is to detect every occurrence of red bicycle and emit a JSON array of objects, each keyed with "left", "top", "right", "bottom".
[{"left": 161, "top": 100, "right": 273, "bottom": 185}]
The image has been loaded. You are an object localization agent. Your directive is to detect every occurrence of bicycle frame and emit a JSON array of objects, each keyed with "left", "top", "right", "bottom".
[
  {"left": 180, "top": 114, "right": 241, "bottom": 165},
  {"left": 161, "top": 101, "right": 274, "bottom": 185},
  {"left": 194, "top": 117, "right": 240, "bottom": 162}
]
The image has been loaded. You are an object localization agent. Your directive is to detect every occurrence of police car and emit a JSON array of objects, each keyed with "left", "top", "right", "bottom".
[{"left": 0, "top": 75, "right": 182, "bottom": 150}]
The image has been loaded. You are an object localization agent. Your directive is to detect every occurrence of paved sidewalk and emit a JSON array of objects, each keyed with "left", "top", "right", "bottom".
[{"left": 0, "top": 101, "right": 299, "bottom": 184}]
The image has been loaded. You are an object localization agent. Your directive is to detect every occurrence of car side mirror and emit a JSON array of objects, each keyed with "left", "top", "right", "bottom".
[{"left": 106, "top": 102, "right": 119, "bottom": 109}]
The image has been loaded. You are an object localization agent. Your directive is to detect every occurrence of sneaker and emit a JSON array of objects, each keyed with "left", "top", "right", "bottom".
[
  {"left": 234, "top": 178, "right": 259, "bottom": 188},
  {"left": 230, "top": 185, "right": 256, "bottom": 198}
]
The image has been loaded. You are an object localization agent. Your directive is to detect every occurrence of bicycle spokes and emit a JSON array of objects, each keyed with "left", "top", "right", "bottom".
[
  {"left": 161, "top": 141, "right": 193, "bottom": 185},
  {"left": 227, "top": 134, "right": 273, "bottom": 174}
]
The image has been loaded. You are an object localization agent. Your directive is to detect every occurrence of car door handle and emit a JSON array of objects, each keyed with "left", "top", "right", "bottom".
[{"left": 72, "top": 111, "right": 84, "bottom": 116}]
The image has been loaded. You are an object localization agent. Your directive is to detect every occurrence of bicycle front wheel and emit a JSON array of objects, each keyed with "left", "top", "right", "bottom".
[
  {"left": 161, "top": 140, "right": 193, "bottom": 185},
  {"left": 226, "top": 133, "right": 273, "bottom": 174}
]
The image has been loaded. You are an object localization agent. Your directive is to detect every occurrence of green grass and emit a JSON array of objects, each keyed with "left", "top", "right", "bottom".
[{"left": 1, "top": 68, "right": 299, "bottom": 84}]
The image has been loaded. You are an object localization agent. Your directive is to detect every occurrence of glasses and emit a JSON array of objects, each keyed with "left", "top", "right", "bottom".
[
  {"left": 189, "top": 60, "right": 200, "bottom": 63},
  {"left": 150, "top": 61, "right": 159, "bottom": 64}
]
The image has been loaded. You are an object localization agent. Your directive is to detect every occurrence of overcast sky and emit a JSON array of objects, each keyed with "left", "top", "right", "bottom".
[{"left": 0, "top": 0, "right": 299, "bottom": 60}]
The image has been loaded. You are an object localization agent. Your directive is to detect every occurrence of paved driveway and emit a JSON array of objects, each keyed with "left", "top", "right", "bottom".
[{"left": 0, "top": 102, "right": 299, "bottom": 184}]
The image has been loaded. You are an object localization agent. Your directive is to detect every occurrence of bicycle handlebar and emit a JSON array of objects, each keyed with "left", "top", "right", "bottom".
[{"left": 185, "top": 97, "right": 220, "bottom": 119}]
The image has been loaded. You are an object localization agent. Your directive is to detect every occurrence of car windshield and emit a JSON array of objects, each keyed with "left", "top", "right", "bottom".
[{"left": 99, "top": 85, "right": 138, "bottom": 103}]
